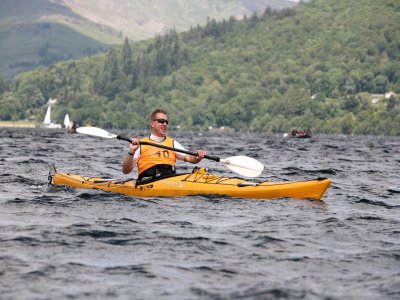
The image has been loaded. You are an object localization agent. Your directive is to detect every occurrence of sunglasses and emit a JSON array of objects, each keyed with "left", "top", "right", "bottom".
[{"left": 153, "top": 118, "right": 169, "bottom": 125}]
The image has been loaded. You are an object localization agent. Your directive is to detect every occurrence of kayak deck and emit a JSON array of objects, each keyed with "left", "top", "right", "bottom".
[{"left": 49, "top": 166, "right": 331, "bottom": 200}]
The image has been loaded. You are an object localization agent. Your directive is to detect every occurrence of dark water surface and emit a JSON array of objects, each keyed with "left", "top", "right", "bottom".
[{"left": 1, "top": 128, "right": 399, "bottom": 299}]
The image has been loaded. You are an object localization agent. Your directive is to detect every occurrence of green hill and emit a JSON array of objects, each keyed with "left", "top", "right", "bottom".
[
  {"left": 2, "top": 0, "right": 400, "bottom": 135},
  {"left": 0, "top": 22, "right": 111, "bottom": 77},
  {"left": 0, "top": 0, "right": 118, "bottom": 79},
  {"left": 0, "top": 0, "right": 296, "bottom": 79}
]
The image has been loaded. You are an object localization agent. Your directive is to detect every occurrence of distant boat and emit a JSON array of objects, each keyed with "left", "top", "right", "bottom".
[
  {"left": 290, "top": 128, "right": 311, "bottom": 138},
  {"left": 283, "top": 128, "right": 312, "bottom": 138},
  {"left": 64, "top": 113, "right": 77, "bottom": 133},
  {"left": 43, "top": 104, "right": 61, "bottom": 129},
  {"left": 64, "top": 113, "right": 72, "bottom": 129}
]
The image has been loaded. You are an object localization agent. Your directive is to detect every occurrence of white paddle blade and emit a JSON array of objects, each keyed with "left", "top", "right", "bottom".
[
  {"left": 76, "top": 127, "right": 117, "bottom": 139},
  {"left": 220, "top": 156, "right": 264, "bottom": 177}
]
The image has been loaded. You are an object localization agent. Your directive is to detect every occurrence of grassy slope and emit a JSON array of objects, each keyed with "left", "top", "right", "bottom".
[
  {"left": 0, "top": 0, "right": 297, "bottom": 79},
  {"left": 0, "top": 22, "right": 111, "bottom": 79},
  {"left": 0, "top": 0, "right": 118, "bottom": 79},
  {"left": 62, "top": 0, "right": 297, "bottom": 39}
]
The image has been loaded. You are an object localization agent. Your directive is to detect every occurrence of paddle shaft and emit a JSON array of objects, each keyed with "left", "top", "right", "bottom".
[
  {"left": 75, "top": 127, "right": 263, "bottom": 177},
  {"left": 117, "top": 135, "right": 221, "bottom": 162}
]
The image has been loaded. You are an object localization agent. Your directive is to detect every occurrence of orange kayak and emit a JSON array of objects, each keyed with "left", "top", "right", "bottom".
[{"left": 49, "top": 166, "right": 331, "bottom": 200}]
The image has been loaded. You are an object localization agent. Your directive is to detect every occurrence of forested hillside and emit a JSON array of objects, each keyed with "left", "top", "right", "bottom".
[{"left": 1, "top": 0, "right": 399, "bottom": 135}]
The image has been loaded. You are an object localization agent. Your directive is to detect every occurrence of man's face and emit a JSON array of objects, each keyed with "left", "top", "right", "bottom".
[{"left": 151, "top": 113, "right": 168, "bottom": 137}]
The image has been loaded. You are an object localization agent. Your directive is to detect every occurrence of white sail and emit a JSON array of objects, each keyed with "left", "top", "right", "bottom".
[
  {"left": 44, "top": 105, "right": 51, "bottom": 124},
  {"left": 43, "top": 103, "right": 62, "bottom": 128},
  {"left": 64, "top": 113, "right": 71, "bottom": 128}
]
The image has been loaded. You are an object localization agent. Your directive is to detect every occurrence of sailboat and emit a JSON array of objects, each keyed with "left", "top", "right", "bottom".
[
  {"left": 64, "top": 113, "right": 77, "bottom": 133},
  {"left": 43, "top": 104, "right": 61, "bottom": 128},
  {"left": 64, "top": 113, "right": 72, "bottom": 129}
]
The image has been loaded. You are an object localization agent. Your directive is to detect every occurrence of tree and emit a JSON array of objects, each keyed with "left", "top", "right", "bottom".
[
  {"left": 0, "top": 92, "right": 23, "bottom": 120},
  {"left": 104, "top": 48, "right": 119, "bottom": 82},
  {"left": 0, "top": 75, "right": 9, "bottom": 94},
  {"left": 122, "top": 37, "right": 133, "bottom": 75},
  {"left": 342, "top": 95, "right": 360, "bottom": 113},
  {"left": 373, "top": 75, "right": 388, "bottom": 93}
]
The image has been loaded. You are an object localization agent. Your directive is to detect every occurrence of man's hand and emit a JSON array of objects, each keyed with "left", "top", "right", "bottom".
[
  {"left": 129, "top": 138, "right": 140, "bottom": 152},
  {"left": 196, "top": 149, "right": 206, "bottom": 161}
]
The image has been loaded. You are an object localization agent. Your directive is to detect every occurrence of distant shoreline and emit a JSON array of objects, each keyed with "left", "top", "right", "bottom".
[{"left": 0, "top": 121, "right": 37, "bottom": 128}]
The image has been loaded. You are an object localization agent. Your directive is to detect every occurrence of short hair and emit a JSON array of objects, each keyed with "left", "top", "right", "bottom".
[{"left": 151, "top": 108, "right": 167, "bottom": 120}]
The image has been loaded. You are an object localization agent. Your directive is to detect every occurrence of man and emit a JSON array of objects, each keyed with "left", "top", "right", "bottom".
[{"left": 122, "top": 108, "right": 206, "bottom": 183}]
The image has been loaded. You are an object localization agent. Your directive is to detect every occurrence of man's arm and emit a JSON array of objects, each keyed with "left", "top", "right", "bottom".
[
  {"left": 173, "top": 141, "right": 206, "bottom": 164},
  {"left": 122, "top": 138, "right": 140, "bottom": 174},
  {"left": 183, "top": 149, "right": 206, "bottom": 164},
  {"left": 122, "top": 152, "right": 135, "bottom": 174}
]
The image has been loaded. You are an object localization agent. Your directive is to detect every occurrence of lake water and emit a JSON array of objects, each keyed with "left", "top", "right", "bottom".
[{"left": 1, "top": 128, "right": 399, "bottom": 299}]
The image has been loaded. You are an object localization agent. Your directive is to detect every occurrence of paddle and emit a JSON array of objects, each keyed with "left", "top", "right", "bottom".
[{"left": 76, "top": 126, "right": 264, "bottom": 177}]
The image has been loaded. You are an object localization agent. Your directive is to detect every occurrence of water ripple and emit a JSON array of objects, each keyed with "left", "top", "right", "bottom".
[{"left": 1, "top": 128, "right": 399, "bottom": 299}]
